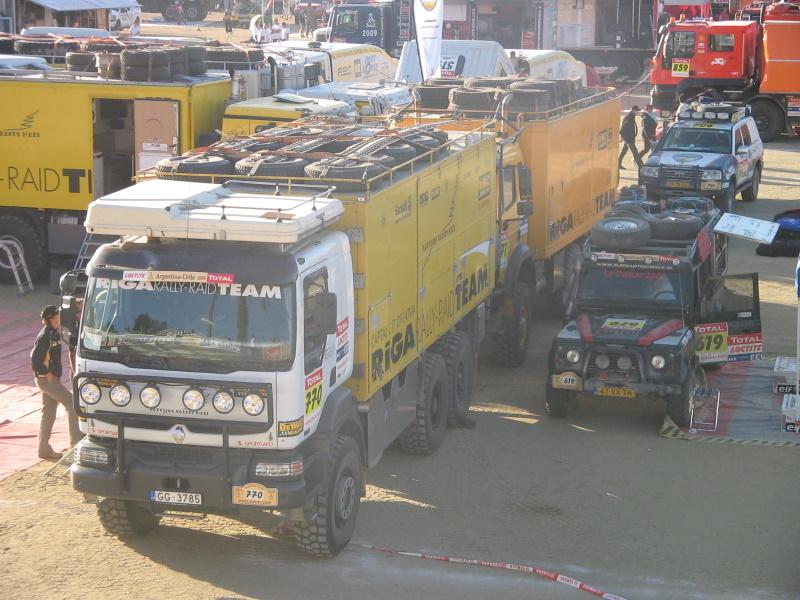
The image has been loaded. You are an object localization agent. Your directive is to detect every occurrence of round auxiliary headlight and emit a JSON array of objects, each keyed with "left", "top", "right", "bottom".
[
  {"left": 213, "top": 390, "right": 235, "bottom": 414},
  {"left": 594, "top": 354, "right": 611, "bottom": 370},
  {"left": 182, "top": 388, "right": 205, "bottom": 411},
  {"left": 109, "top": 383, "right": 131, "bottom": 407},
  {"left": 140, "top": 386, "right": 161, "bottom": 408},
  {"left": 566, "top": 349, "right": 581, "bottom": 364},
  {"left": 617, "top": 355, "right": 633, "bottom": 371},
  {"left": 243, "top": 393, "right": 265, "bottom": 416},
  {"left": 651, "top": 355, "right": 667, "bottom": 370},
  {"left": 79, "top": 381, "right": 101, "bottom": 405}
]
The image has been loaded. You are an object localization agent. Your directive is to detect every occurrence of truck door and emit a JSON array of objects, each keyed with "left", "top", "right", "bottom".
[
  {"left": 663, "top": 30, "right": 696, "bottom": 80},
  {"left": 694, "top": 273, "right": 762, "bottom": 364},
  {"left": 133, "top": 99, "right": 179, "bottom": 172}
]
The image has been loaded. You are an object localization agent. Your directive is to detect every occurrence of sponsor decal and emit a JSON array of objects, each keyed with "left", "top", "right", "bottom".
[
  {"left": 418, "top": 262, "right": 489, "bottom": 341},
  {"left": 672, "top": 153, "right": 703, "bottom": 163},
  {"left": 232, "top": 483, "right": 278, "bottom": 506},
  {"left": 601, "top": 318, "right": 647, "bottom": 332},
  {"left": 671, "top": 58, "right": 690, "bottom": 78},
  {"left": 96, "top": 277, "right": 279, "bottom": 298},
  {"left": 549, "top": 190, "right": 615, "bottom": 243},
  {"left": 336, "top": 342, "right": 349, "bottom": 362},
  {"left": 0, "top": 166, "right": 91, "bottom": 194},
  {"left": 304, "top": 368, "right": 324, "bottom": 415},
  {"left": 694, "top": 324, "right": 763, "bottom": 364},
  {"left": 122, "top": 271, "right": 235, "bottom": 284},
  {"left": 478, "top": 172, "right": 491, "bottom": 203},
  {"left": 551, "top": 371, "right": 581, "bottom": 390},
  {"left": 371, "top": 322, "right": 416, "bottom": 382},
  {"left": 420, "top": 0, "right": 437, "bottom": 10},
  {"left": 278, "top": 416, "right": 304, "bottom": 437},
  {"left": 0, "top": 110, "right": 40, "bottom": 138}
]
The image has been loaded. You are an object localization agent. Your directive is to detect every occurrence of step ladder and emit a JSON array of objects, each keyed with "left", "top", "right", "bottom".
[
  {"left": 70, "top": 233, "right": 116, "bottom": 294},
  {"left": 0, "top": 238, "right": 34, "bottom": 295}
]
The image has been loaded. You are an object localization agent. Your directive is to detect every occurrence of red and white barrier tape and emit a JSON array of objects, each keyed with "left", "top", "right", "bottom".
[{"left": 355, "top": 544, "right": 628, "bottom": 600}]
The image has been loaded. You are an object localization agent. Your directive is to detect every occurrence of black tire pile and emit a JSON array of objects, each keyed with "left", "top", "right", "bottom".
[
  {"left": 119, "top": 47, "right": 206, "bottom": 82},
  {"left": 155, "top": 125, "right": 450, "bottom": 191},
  {"left": 14, "top": 39, "right": 80, "bottom": 63},
  {"left": 414, "top": 75, "right": 588, "bottom": 118},
  {"left": 204, "top": 47, "right": 263, "bottom": 70}
]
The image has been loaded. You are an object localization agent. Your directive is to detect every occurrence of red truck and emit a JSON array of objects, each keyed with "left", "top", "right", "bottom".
[{"left": 650, "top": 16, "right": 800, "bottom": 141}]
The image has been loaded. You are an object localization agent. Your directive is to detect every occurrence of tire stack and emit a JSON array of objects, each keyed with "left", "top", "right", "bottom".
[
  {"left": 155, "top": 153, "right": 236, "bottom": 182},
  {"left": 464, "top": 76, "right": 521, "bottom": 90},
  {"left": 186, "top": 46, "right": 207, "bottom": 76},
  {"left": 96, "top": 54, "right": 122, "bottom": 79},
  {"left": 448, "top": 86, "right": 499, "bottom": 118},
  {"left": 121, "top": 49, "right": 170, "bottom": 82},
  {"left": 0, "top": 37, "right": 15, "bottom": 54},
  {"left": 204, "top": 47, "right": 251, "bottom": 70},
  {"left": 14, "top": 39, "right": 54, "bottom": 59},
  {"left": 65, "top": 51, "right": 97, "bottom": 73},
  {"left": 164, "top": 46, "right": 187, "bottom": 77},
  {"left": 414, "top": 78, "right": 464, "bottom": 110},
  {"left": 51, "top": 40, "right": 80, "bottom": 64}
]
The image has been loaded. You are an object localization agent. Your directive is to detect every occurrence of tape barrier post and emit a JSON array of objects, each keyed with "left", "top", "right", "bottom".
[
  {"left": 795, "top": 253, "right": 800, "bottom": 401},
  {"left": 355, "top": 544, "right": 628, "bottom": 600}
]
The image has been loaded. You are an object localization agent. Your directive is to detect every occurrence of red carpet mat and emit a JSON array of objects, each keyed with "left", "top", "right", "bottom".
[{"left": 0, "top": 316, "right": 71, "bottom": 481}]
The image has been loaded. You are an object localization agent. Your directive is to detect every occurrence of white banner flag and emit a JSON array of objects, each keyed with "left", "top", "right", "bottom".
[{"left": 414, "top": 0, "right": 444, "bottom": 81}]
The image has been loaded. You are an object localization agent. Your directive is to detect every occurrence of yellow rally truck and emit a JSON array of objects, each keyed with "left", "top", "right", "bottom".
[
  {"left": 0, "top": 70, "right": 231, "bottom": 282},
  {"left": 66, "top": 121, "right": 509, "bottom": 556},
  {"left": 401, "top": 85, "right": 621, "bottom": 366}
]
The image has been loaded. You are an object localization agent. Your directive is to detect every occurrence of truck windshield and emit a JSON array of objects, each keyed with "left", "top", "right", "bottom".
[
  {"left": 661, "top": 127, "right": 731, "bottom": 153},
  {"left": 577, "top": 267, "right": 691, "bottom": 309},
  {"left": 80, "top": 277, "right": 295, "bottom": 373}
]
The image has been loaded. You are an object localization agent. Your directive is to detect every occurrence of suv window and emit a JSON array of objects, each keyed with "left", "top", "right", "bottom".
[
  {"left": 740, "top": 125, "right": 752, "bottom": 145},
  {"left": 709, "top": 34, "right": 735, "bottom": 52},
  {"left": 303, "top": 268, "right": 329, "bottom": 374},
  {"left": 735, "top": 127, "right": 745, "bottom": 149}
]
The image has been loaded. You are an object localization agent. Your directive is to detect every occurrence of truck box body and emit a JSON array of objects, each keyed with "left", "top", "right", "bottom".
[
  {"left": 759, "top": 20, "right": 800, "bottom": 94},
  {"left": 0, "top": 75, "right": 230, "bottom": 212}
]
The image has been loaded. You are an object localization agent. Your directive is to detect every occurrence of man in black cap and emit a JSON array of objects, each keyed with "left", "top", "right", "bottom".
[
  {"left": 30, "top": 304, "right": 81, "bottom": 459},
  {"left": 618, "top": 105, "right": 643, "bottom": 169}
]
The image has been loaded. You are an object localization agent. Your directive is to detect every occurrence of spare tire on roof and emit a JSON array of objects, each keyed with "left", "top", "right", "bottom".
[
  {"left": 427, "top": 77, "right": 465, "bottom": 86},
  {"left": 504, "top": 89, "right": 553, "bottom": 114},
  {"left": 591, "top": 216, "right": 651, "bottom": 251},
  {"left": 235, "top": 154, "right": 311, "bottom": 177},
  {"left": 414, "top": 84, "right": 453, "bottom": 110},
  {"left": 449, "top": 86, "right": 498, "bottom": 109},
  {"left": 14, "top": 40, "right": 53, "bottom": 56},
  {"left": 465, "top": 76, "right": 521, "bottom": 89},
  {"left": 647, "top": 210, "right": 705, "bottom": 240},
  {"left": 156, "top": 154, "right": 235, "bottom": 180},
  {"left": 186, "top": 46, "right": 206, "bottom": 62},
  {"left": 66, "top": 51, "right": 97, "bottom": 72},
  {"left": 351, "top": 139, "right": 417, "bottom": 165},
  {"left": 304, "top": 154, "right": 396, "bottom": 191},
  {"left": 665, "top": 196, "right": 715, "bottom": 213}
]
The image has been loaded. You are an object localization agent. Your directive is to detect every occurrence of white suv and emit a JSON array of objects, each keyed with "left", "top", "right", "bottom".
[{"left": 110, "top": 5, "right": 142, "bottom": 31}]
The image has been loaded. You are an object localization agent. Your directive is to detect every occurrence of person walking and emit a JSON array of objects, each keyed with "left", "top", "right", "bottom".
[
  {"left": 303, "top": 1, "right": 316, "bottom": 38},
  {"left": 223, "top": 10, "right": 233, "bottom": 40},
  {"left": 176, "top": 1, "right": 186, "bottom": 24},
  {"left": 618, "top": 105, "right": 643, "bottom": 170},
  {"left": 640, "top": 104, "right": 658, "bottom": 158},
  {"left": 295, "top": 3, "right": 305, "bottom": 37},
  {"left": 31, "top": 305, "right": 81, "bottom": 460},
  {"left": 281, "top": 20, "right": 290, "bottom": 40}
]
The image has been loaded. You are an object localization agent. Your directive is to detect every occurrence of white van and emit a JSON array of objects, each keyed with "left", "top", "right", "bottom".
[
  {"left": 110, "top": 5, "right": 143, "bottom": 31},
  {"left": 509, "top": 49, "right": 588, "bottom": 86},
  {"left": 292, "top": 81, "right": 413, "bottom": 115},
  {"left": 396, "top": 40, "right": 516, "bottom": 83}
]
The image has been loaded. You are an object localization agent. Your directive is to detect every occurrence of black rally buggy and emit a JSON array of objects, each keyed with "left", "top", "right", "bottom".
[{"left": 546, "top": 198, "right": 763, "bottom": 426}]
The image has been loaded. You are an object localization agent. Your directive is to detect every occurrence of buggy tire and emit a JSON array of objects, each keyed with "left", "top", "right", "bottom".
[
  {"left": 398, "top": 353, "right": 450, "bottom": 455},
  {"left": 741, "top": 166, "right": 760, "bottom": 202},
  {"left": 0, "top": 214, "right": 47, "bottom": 283},
  {"left": 647, "top": 211, "right": 704, "bottom": 240},
  {"left": 667, "top": 365, "right": 696, "bottom": 428},
  {"left": 486, "top": 281, "right": 532, "bottom": 368},
  {"left": 590, "top": 217, "right": 651, "bottom": 250},
  {"left": 432, "top": 331, "right": 474, "bottom": 426},
  {"left": 295, "top": 435, "right": 362, "bottom": 557},
  {"left": 546, "top": 385, "right": 574, "bottom": 418},
  {"left": 97, "top": 498, "right": 160, "bottom": 538}
]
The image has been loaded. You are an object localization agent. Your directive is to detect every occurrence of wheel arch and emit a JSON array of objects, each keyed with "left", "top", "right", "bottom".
[{"left": 504, "top": 243, "right": 535, "bottom": 302}]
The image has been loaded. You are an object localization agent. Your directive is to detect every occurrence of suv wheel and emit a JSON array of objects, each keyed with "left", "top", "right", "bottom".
[
  {"left": 546, "top": 385, "right": 575, "bottom": 418},
  {"left": 741, "top": 166, "right": 760, "bottom": 202},
  {"left": 716, "top": 181, "right": 735, "bottom": 213},
  {"left": 666, "top": 366, "right": 696, "bottom": 427}
]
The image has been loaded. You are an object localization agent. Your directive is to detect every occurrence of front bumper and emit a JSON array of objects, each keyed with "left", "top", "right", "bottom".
[
  {"left": 639, "top": 176, "right": 728, "bottom": 200},
  {"left": 72, "top": 438, "right": 317, "bottom": 515},
  {"left": 550, "top": 371, "right": 681, "bottom": 398}
]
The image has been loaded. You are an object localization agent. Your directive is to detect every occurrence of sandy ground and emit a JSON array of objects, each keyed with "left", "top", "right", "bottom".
[{"left": 1, "top": 132, "right": 800, "bottom": 599}]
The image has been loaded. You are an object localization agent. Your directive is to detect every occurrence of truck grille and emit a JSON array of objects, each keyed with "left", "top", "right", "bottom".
[
  {"left": 659, "top": 166, "right": 698, "bottom": 182},
  {"left": 587, "top": 348, "right": 642, "bottom": 384},
  {"left": 128, "top": 442, "right": 215, "bottom": 465}
]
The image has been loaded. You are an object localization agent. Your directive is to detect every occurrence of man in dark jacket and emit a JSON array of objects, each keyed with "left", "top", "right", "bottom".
[
  {"left": 31, "top": 305, "right": 81, "bottom": 459},
  {"left": 618, "top": 105, "right": 643, "bottom": 169},
  {"left": 640, "top": 104, "right": 658, "bottom": 157}
]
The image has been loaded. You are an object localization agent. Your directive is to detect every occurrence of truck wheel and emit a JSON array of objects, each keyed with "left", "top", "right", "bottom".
[
  {"left": 186, "top": 4, "right": 200, "bottom": 19},
  {"left": 433, "top": 331, "right": 474, "bottom": 426},
  {"left": 666, "top": 366, "right": 696, "bottom": 428},
  {"left": 545, "top": 385, "right": 574, "bottom": 418},
  {"left": 398, "top": 353, "right": 450, "bottom": 455},
  {"left": 487, "top": 281, "right": 532, "bottom": 368},
  {"left": 741, "top": 166, "right": 760, "bottom": 202},
  {"left": 590, "top": 216, "right": 651, "bottom": 251},
  {"left": 749, "top": 100, "right": 784, "bottom": 143},
  {"left": 295, "top": 435, "right": 362, "bottom": 557},
  {"left": 0, "top": 214, "right": 47, "bottom": 283},
  {"left": 97, "top": 498, "right": 161, "bottom": 538}
]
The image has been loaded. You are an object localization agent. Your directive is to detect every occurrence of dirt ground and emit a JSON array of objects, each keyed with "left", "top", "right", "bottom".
[{"left": 2, "top": 135, "right": 800, "bottom": 599}]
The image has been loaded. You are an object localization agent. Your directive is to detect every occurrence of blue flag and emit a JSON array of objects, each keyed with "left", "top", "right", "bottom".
[{"left": 796, "top": 253, "right": 800, "bottom": 297}]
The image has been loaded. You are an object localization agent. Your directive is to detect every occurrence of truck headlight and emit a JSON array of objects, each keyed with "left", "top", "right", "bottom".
[
  {"left": 566, "top": 349, "right": 582, "bottom": 364},
  {"left": 75, "top": 444, "right": 111, "bottom": 467},
  {"left": 213, "top": 390, "right": 234, "bottom": 414},
  {"left": 140, "top": 385, "right": 161, "bottom": 408},
  {"left": 182, "top": 388, "right": 205, "bottom": 411},
  {"left": 651, "top": 355, "right": 667, "bottom": 370},
  {"left": 255, "top": 459, "right": 303, "bottom": 478},
  {"left": 109, "top": 384, "right": 131, "bottom": 407},
  {"left": 640, "top": 166, "right": 659, "bottom": 178},
  {"left": 79, "top": 381, "right": 101, "bottom": 405},
  {"left": 701, "top": 169, "right": 722, "bottom": 180},
  {"left": 243, "top": 393, "right": 265, "bottom": 416}
]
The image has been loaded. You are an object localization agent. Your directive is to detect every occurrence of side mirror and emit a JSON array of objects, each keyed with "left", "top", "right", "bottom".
[
  {"left": 60, "top": 296, "right": 78, "bottom": 337},
  {"left": 736, "top": 145, "right": 748, "bottom": 156},
  {"left": 517, "top": 201, "right": 533, "bottom": 216},
  {"left": 59, "top": 271, "right": 78, "bottom": 295}
]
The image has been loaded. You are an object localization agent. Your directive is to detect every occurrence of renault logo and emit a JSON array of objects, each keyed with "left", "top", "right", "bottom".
[{"left": 170, "top": 424, "right": 187, "bottom": 444}]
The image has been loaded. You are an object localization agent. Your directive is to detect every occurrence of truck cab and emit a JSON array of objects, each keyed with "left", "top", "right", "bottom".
[
  {"left": 325, "top": 0, "right": 411, "bottom": 58},
  {"left": 639, "top": 103, "right": 764, "bottom": 211},
  {"left": 292, "top": 81, "right": 413, "bottom": 115},
  {"left": 547, "top": 203, "right": 762, "bottom": 427},
  {"left": 221, "top": 94, "right": 354, "bottom": 135},
  {"left": 650, "top": 20, "right": 759, "bottom": 110}
]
